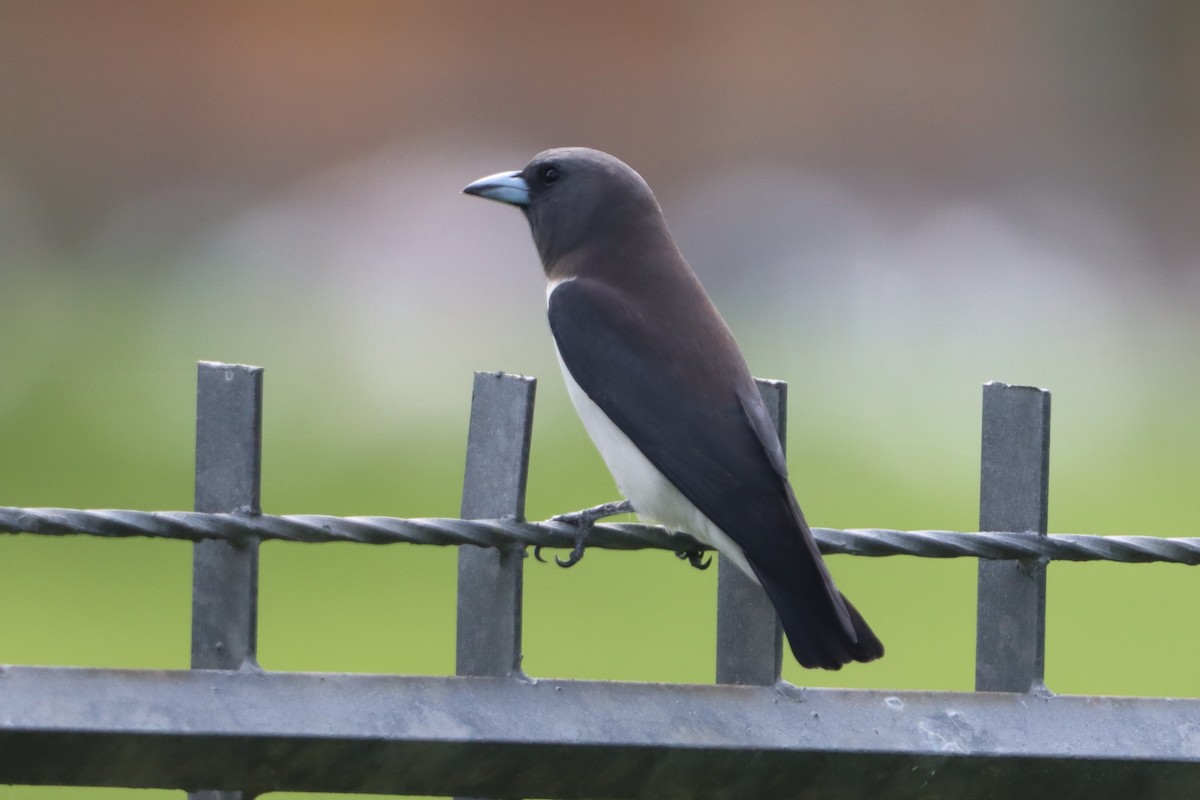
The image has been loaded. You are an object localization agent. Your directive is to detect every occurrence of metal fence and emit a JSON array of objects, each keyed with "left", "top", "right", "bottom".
[{"left": 1, "top": 361, "right": 1198, "bottom": 799}]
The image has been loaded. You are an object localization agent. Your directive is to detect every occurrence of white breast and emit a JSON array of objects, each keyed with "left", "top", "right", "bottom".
[{"left": 552, "top": 344, "right": 757, "bottom": 581}]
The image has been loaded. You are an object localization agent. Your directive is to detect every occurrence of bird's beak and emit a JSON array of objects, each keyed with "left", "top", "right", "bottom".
[{"left": 463, "top": 170, "right": 531, "bottom": 207}]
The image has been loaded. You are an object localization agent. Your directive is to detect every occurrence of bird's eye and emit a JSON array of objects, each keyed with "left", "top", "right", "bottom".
[{"left": 539, "top": 164, "right": 561, "bottom": 184}]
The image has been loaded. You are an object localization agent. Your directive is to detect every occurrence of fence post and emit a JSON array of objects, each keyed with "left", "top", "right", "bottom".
[
  {"left": 715, "top": 378, "right": 786, "bottom": 685},
  {"left": 190, "top": 361, "right": 263, "bottom": 800},
  {"left": 455, "top": 372, "right": 536, "bottom": 678},
  {"left": 975, "top": 381, "right": 1051, "bottom": 693},
  {"left": 454, "top": 372, "right": 535, "bottom": 800}
]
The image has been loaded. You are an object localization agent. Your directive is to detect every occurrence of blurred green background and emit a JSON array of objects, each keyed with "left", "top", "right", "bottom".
[{"left": 2, "top": 2, "right": 1198, "bottom": 799}]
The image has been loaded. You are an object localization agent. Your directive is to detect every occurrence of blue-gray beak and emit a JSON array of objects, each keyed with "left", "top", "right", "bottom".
[{"left": 462, "top": 170, "right": 531, "bottom": 207}]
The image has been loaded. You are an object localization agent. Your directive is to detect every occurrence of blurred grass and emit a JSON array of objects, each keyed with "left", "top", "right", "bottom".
[{"left": 1, "top": 271, "right": 1198, "bottom": 800}]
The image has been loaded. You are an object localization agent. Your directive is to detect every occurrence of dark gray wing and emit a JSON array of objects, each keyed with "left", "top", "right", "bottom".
[{"left": 548, "top": 278, "right": 880, "bottom": 668}]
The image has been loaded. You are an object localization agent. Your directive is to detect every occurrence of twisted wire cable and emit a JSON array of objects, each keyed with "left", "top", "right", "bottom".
[{"left": 1, "top": 506, "right": 1197, "bottom": 564}]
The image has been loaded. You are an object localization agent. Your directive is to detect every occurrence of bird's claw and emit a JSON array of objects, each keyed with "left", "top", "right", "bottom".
[
  {"left": 555, "top": 529, "right": 589, "bottom": 568},
  {"left": 542, "top": 499, "right": 633, "bottom": 568},
  {"left": 675, "top": 548, "right": 712, "bottom": 570}
]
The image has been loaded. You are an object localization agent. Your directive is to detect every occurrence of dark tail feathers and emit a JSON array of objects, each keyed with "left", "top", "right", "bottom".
[{"left": 758, "top": 571, "right": 884, "bottom": 670}]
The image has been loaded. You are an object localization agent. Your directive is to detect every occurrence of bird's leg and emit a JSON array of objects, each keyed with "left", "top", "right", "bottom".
[
  {"left": 537, "top": 499, "right": 634, "bottom": 568},
  {"left": 675, "top": 548, "right": 712, "bottom": 571},
  {"left": 553, "top": 499, "right": 634, "bottom": 528}
]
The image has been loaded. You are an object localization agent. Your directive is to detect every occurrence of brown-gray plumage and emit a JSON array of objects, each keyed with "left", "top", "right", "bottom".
[{"left": 464, "top": 147, "right": 883, "bottom": 669}]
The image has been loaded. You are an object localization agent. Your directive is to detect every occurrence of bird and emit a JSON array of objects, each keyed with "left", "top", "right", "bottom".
[{"left": 463, "top": 147, "right": 883, "bottom": 669}]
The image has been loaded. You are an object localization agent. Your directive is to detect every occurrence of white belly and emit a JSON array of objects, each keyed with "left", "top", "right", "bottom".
[{"left": 555, "top": 351, "right": 757, "bottom": 581}]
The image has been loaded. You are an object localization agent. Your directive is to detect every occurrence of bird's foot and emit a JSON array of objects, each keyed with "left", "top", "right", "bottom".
[
  {"left": 674, "top": 547, "right": 712, "bottom": 570},
  {"left": 535, "top": 499, "right": 633, "bottom": 568}
]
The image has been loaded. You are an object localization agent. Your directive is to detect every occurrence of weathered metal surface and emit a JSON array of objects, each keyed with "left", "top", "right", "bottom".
[
  {"left": 716, "top": 378, "right": 785, "bottom": 686},
  {"left": 190, "top": 361, "right": 264, "bottom": 800},
  {"left": 455, "top": 376, "right": 536, "bottom": 800},
  {"left": 0, "top": 666, "right": 1197, "bottom": 799},
  {"left": 976, "top": 382, "right": 1051, "bottom": 693},
  {"left": 456, "top": 372, "right": 536, "bottom": 679},
  {"left": 191, "top": 361, "right": 263, "bottom": 672}
]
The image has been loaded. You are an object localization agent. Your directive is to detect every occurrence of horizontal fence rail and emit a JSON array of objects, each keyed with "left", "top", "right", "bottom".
[
  {"left": 1, "top": 507, "right": 1198, "bottom": 563},
  {"left": 3, "top": 666, "right": 1200, "bottom": 800}
]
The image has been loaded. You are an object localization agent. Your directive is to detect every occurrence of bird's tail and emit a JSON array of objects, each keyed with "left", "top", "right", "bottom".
[{"left": 754, "top": 565, "right": 884, "bottom": 670}]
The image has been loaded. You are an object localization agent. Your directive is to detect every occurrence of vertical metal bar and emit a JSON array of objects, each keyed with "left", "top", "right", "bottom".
[
  {"left": 190, "top": 361, "right": 263, "bottom": 800},
  {"left": 975, "top": 381, "right": 1051, "bottom": 693},
  {"left": 454, "top": 372, "right": 536, "bottom": 800},
  {"left": 715, "top": 378, "right": 785, "bottom": 685},
  {"left": 455, "top": 371, "right": 536, "bottom": 679}
]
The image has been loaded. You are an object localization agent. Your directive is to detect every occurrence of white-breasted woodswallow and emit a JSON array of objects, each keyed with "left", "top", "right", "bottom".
[{"left": 464, "top": 147, "right": 883, "bottom": 669}]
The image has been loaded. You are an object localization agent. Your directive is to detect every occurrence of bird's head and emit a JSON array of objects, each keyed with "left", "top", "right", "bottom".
[{"left": 464, "top": 147, "right": 668, "bottom": 277}]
